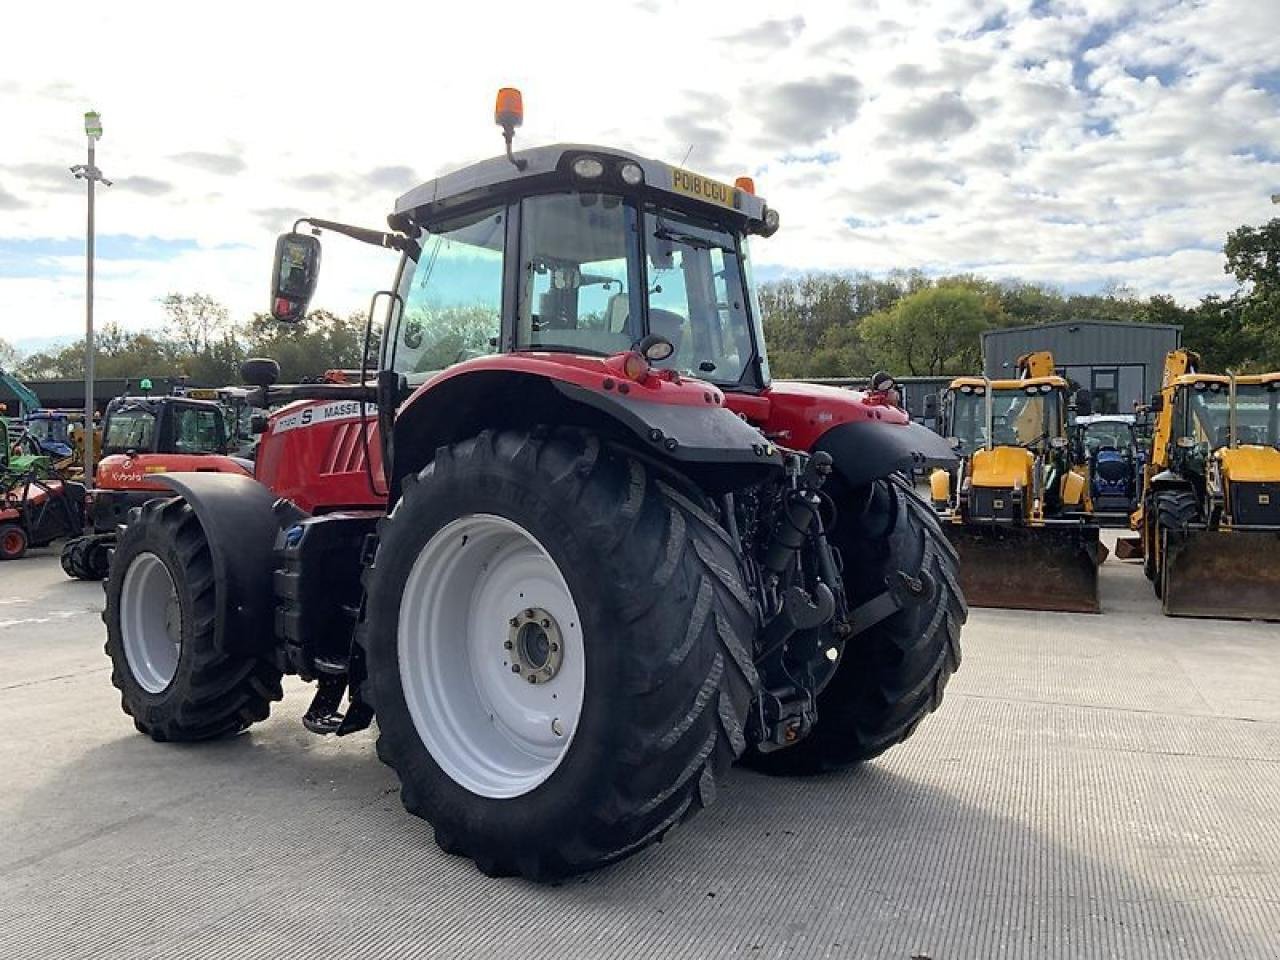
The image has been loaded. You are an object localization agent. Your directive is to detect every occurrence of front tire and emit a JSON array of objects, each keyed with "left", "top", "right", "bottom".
[
  {"left": 1152, "top": 489, "right": 1198, "bottom": 599},
  {"left": 0, "top": 523, "right": 28, "bottom": 561},
  {"left": 748, "top": 474, "right": 966, "bottom": 775},
  {"left": 103, "top": 497, "right": 283, "bottom": 741},
  {"left": 358, "top": 430, "right": 756, "bottom": 881}
]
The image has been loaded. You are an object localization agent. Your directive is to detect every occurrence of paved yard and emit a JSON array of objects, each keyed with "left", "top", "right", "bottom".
[{"left": 1, "top": 536, "right": 1278, "bottom": 958}]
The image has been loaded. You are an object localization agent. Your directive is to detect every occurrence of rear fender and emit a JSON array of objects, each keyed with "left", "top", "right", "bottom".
[
  {"left": 812, "top": 419, "right": 957, "bottom": 489},
  {"left": 1149, "top": 469, "right": 1193, "bottom": 491},
  {"left": 392, "top": 368, "right": 783, "bottom": 497},
  {"left": 154, "top": 473, "right": 281, "bottom": 658}
]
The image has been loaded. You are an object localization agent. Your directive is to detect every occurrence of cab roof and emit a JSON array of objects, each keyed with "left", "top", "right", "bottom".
[
  {"left": 394, "top": 143, "right": 770, "bottom": 231},
  {"left": 947, "top": 375, "right": 1069, "bottom": 391},
  {"left": 1171, "top": 371, "right": 1280, "bottom": 389}
]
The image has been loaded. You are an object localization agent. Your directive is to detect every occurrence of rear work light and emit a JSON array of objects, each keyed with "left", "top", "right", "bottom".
[{"left": 572, "top": 156, "right": 605, "bottom": 179}]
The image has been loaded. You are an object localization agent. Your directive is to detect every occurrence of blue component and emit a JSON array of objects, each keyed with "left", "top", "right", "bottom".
[{"left": 285, "top": 525, "right": 306, "bottom": 548}]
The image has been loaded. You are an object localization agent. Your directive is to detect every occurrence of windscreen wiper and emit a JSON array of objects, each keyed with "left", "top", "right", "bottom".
[{"left": 652, "top": 227, "right": 729, "bottom": 252}]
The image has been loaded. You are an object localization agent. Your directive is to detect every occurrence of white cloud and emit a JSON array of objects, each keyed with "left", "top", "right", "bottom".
[{"left": 0, "top": 0, "right": 1276, "bottom": 352}]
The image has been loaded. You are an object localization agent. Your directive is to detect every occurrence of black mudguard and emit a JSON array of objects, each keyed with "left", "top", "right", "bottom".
[
  {"left": 814, "top": 419, "right": 958, "bottom": 488},
  {"left": 553, "top": 382, "right": 783, "bottom": 468},
  {"left": 155, "top": 473, "right": 280, "bottom": 658}
]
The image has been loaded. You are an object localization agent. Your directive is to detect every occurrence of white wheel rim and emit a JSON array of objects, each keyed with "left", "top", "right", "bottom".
[
  {"left": 120, "top": 552, "right": 182, "bottom": 694},
  {"left": 398, "top": 514, "right": 586, "bottom": 799}
]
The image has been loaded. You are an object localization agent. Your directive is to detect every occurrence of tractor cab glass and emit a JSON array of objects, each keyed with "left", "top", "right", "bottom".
[
  {"left": 1182, "top": 381, "right": 1280, "bottom": 449},
  {"left": 392, "top": 207, "right": 505, "bottom": 381},
  {"left": 171, "top": 405, "right": 227, "bottom": 454},
  {"left": 518, "top": 193, "right": 641, "bottom": 356},
  {"left": 26, "top": 416, "right": 69, "bottom": 446},
  {"left": 1082, "top": 420, "right": 1134, "bottom": 454},
  {"left": 644, "top": 208, "right": 754, "bottom": 385},
  {"left": 391, "top": 190, "right": 763, "bottom": 389},
  {"left": 948, "top": 385, "right": 1064, "bottom": 453},
  {"left": 103, "top": 408, "right": 156, "bottom": 454}
]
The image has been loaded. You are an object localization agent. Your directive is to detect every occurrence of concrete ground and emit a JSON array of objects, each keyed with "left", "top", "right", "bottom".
[{"left": 1, "top": 535, "right": 1278, "bottom": 959}]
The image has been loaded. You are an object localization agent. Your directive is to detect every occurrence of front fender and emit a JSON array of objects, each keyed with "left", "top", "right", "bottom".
[
  {"left": 814, "top": 419, "right": 957, "bottom": 488},
  {"left": 155, "top": 473, "right": 280, "bottom": 658}
]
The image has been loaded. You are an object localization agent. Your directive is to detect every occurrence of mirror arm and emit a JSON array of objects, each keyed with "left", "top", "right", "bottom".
[{"left": 293, "top": 217, "right": 420, "bottom": 259}]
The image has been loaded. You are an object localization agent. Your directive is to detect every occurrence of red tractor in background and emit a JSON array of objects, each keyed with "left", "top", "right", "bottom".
[
  {"left": 61, "top": 393, "right": 251, "bottom": 579},
  {"left": 101, "top": 92, "right": 966, "bottom": 881}
]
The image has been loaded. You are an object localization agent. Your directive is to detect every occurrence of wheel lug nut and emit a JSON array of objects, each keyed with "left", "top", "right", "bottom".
[
  {"left": 525, "top": 608, "right": 535, "bottom": 618},
  {"left": 509, "top": 617, "right": 519, "bottom": 627},
  {"left": 512, "top": 664, "right": 521, "bottom": 673},
  {"left": 503, "top": 640, "right": 513, "bottom": 650},
  {"left": 540, "top": 618, "right": 550, "bottom": 628},
  {"left": 527, "top": 675, "right": 537, "bottom": 684},
  {"left": 550, "top": 643, "right": 559, "bottom": 652}
]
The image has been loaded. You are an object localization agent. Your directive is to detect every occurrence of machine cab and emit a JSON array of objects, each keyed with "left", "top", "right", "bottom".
[{"left": 380, "top": 145, "right": 780, "bottom": 395}]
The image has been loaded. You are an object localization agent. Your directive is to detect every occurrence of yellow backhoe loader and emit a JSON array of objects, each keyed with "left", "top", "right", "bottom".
[
  {"left": 1116, "top": 349, "right": 1280, "bottom": 620},
  {"left": 930, "top": 351, "right": 1105, "bottom": 613}
]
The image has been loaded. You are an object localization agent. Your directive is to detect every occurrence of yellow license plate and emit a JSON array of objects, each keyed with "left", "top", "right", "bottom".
[{"left": 670, "top": 167, "right": 737, "bottom": 208}]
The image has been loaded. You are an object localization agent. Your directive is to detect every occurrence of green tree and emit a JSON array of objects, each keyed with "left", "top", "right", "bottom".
[
  {"left": 1223, "top": 218, "right": 1280, "bottom": 369},
  {"left": 0, "top": 337, "right": 19, "bottom": 371},
  {"left": 861, "top": 284, "right": 1005, "bottom": 376}
]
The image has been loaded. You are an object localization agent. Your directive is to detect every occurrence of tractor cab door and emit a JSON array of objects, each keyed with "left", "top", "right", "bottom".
[{"left": 161, "top": 402, "right": 229, "bottom": 456}]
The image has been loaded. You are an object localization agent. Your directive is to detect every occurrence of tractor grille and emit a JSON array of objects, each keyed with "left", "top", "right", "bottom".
[
  {"left": 969, "top": 487, "right": 1019, "bottom": 522},
  {"left": 1232, "top": 482, "right": 1280, "bottom": 526},
  {"left": 1095, "top": 459, "right": 1129, "bottom": 483}
]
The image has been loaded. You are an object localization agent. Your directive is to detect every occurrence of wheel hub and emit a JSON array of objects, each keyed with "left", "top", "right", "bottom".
[
  {"left": 398, "top": 513, "right": 587, "bottom": 799},
  {"left": 507, "top": 607, "right": 563, "bottom": 684}
]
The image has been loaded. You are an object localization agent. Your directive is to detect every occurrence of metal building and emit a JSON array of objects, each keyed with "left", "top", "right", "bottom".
[{"left": 982, "top": 321, "right": 1182, "bottom": 415}]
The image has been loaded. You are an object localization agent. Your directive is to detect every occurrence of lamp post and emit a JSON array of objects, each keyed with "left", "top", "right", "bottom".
[{"left": 70, "top": 110, "right": 111, "bottom": 482}]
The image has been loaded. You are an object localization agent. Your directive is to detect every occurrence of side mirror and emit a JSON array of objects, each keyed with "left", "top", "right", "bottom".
[
  {"left": 271, "top": 232, "right": 321, "bottom": 323},
  {"left": 250, "top": 413, "right": 269, "bottom": 435},
  {"left": 1074, "top": 388, "right": 1093, "bottom": 417}
]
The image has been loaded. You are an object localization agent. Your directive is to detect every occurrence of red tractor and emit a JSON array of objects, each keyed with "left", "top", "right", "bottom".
[
  {"left": 61, "top": 393, "right": 251, "bottom": 579},
  {"left": 101, "top": 93, "right": 966, "bottom": 880}
]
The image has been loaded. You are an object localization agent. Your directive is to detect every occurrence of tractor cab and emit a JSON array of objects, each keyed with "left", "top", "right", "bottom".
[
  {"left": 1156, "top": 372, "right": 1280, "bottom": 528},
  {"left": 378, "top": 147, "right": 777, "bottom": 394},
  {"left": 23, "top": 411, "right": 74, "bottom": 459},
  {"left": 100, "top": 395, "right": 229, "bottom": 458}
]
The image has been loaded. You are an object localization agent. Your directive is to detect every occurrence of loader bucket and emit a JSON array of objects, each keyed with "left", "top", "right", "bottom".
[
  {"left": 1162, "top": 529, "right": 1280, "bottom": 621},
  {"left": 945, "top": 523, "right": 1103, "bottom": 614},
  {"left": 1114, "top": 536, "right": 1143, "bottom": 561}
]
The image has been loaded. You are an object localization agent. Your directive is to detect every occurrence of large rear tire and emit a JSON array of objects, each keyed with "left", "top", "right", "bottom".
[
  {"left": 747, "top": 474, "right": 965, "bottom": 775},
  {"left": 358, "top": 429, "right": 756, "bottom": 881},
  {"left": 103, "top": 497, "right": 283, "bottom": 741}
]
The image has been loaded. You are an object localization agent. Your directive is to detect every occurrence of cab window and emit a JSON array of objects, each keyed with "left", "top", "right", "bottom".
[
  {"left": 644, "top": 208, "right": 754, "bottom": 386},
  {"left": 171, "top": 407, "right": 224, "bottom": 454},
  {"left": 393, "top": 206, "right": 505, "bottom": 383},
  {"left": 103, "top": 409, "right": 156, "bottom": 454},
  {"left": 516, "top": 193, "right": 640, "bottom": 356}
]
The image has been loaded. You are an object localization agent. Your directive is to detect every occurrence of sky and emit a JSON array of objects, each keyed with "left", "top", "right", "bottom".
[{"left": 1, "top": 0, "right": 1278, "bottom": 354}]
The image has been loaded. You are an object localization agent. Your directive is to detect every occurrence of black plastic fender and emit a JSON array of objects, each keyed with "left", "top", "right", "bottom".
[
  {"left": 552, "top": 382, "right": 783, "bottom": 468},
  {"left": 390, "top": 369, "right": 783, "bottom": 498},
  {"left": 814, "top": 419, "right": 958, "bottom": 488},
  {"left": 154, "top": 473, "right": 280, "bottom": 657}
]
